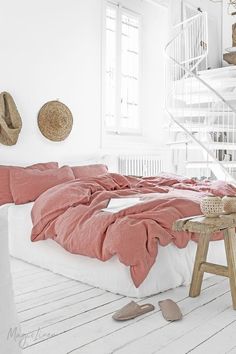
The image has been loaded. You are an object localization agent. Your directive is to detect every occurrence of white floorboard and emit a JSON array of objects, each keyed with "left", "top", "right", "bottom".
[{"left": 9, "top": 257, "right": 236, "bottom": 354}]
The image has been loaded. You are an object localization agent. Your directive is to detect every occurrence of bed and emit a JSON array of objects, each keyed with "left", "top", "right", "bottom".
[
  {"left": 4, "top": 200, "right": 226, "bottom": 298},
  {"left": 1, "top": 158, "right": 233, "bottom": 298}
]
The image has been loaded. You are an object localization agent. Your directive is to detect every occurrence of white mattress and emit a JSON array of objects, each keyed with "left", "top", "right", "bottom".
[{"left": 4, "top": 203, "right": 227, "bottom": 298}]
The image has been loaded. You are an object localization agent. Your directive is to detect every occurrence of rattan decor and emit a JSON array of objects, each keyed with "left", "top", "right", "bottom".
[
  {"left": 0, "top": 92, "right": 22, "bottom": 146},
  {"left": 222, "top": 196, "right": 236, "bottom": 214},
  {"left": 38, "top": 100, "right": 73, "bottom": 142},
  {"left": 200, "top": 196, "right": 223, "bottom": 218}
]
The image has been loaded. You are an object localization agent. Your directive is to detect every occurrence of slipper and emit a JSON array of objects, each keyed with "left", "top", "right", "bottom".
[
  {"left": 158, "top": 299, "right": 182, "bottom": 321},
  {"left": 112, "top": 301, "right": 155, "bottom": 321}
]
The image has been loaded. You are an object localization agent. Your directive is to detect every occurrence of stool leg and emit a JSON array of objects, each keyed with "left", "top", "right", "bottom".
[
  {"left": 189, "top": 232, "right": 210, "bottom": 297},
  {"left": 224, "top": 228, "right": 236, "bottom": 310}
]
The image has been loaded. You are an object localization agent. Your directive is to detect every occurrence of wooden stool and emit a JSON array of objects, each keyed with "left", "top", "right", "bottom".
[{"left": 173, "top": 214, "right": 236, "bottom": 310}]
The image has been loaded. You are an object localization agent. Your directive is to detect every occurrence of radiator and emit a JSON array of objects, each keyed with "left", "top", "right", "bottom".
[{"left": 118, "top": 155, "right": 163, "bottom": 177}]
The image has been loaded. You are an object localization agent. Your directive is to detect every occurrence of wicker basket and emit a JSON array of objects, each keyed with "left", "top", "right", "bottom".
[
  {"left": 200, "top": 196, "right": 223, "bottom": 218},
  {"left": 222, "top": 196, "right": 236, "bottom": 214}
]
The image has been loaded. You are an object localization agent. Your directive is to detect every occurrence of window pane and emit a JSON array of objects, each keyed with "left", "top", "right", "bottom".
[
  {"left": 105, "top": 7, "right": 117, "bottom": 129},
  {"left": 121, "top": 12, "right": 140, "bottom": 130}
]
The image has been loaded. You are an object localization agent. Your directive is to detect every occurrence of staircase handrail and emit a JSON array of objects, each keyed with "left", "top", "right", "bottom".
[{"left": 165, "top": 11, "right": 235, "bottom": 183}]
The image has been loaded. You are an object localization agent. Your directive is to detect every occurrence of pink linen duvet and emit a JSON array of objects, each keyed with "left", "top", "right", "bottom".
[{"left": 31, "top": 173, "right": 236, "bottom": 287}]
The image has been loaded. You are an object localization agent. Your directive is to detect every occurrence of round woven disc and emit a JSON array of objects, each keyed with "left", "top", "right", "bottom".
[{"left": 38, "top": 101, "right": 73, "bottom": 142}]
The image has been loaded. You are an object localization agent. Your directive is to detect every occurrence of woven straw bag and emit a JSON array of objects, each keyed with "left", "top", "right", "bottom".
[
  {"left": 222, "top": 196, "right": 236, "bottom": 214},
  {"left": 200, "top": 196, "right": 223, "bottom": 218}
]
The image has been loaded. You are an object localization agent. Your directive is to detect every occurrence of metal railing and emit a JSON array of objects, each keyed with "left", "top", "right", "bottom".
[{"left": 165, "top": 11, "right": 236, "bottom": 183}]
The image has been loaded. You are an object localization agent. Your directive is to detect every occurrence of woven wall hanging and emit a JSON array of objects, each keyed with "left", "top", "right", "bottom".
[
  {"left": 38, "top": 100, "right": 73, "bottom": 142},
  {"left": 0, "top": 91, "right": 22, "bottom": 146}
]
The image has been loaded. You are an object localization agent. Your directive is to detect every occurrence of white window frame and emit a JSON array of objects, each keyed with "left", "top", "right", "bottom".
[{"left": 102, "top": 0, "right": 142, "bottom": 137}]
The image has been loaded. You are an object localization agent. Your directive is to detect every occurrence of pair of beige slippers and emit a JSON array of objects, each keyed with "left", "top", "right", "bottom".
[{"left": 112, "top": 299, "right": 182, "bottom": 322}]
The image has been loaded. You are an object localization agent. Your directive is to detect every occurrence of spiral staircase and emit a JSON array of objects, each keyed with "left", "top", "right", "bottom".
[{"left": 165, "top": 11, "right": 236, "bottom": 183}]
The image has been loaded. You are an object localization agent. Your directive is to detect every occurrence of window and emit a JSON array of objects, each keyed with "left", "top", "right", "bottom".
[{"left": 104, "top": 2, "right": 141, "bottom": 135}]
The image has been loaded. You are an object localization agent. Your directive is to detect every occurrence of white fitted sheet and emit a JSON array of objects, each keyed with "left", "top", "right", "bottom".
[{"left": 4, "top": 203, "right": 227, "bottom": 298}]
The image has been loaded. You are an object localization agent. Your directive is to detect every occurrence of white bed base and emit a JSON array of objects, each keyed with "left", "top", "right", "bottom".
[{"left": 2, "top": 203, "right": 227, "bottom": 298}]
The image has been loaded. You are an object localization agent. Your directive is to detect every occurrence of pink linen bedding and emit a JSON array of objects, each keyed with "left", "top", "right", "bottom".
[
  {"left": 72, "top": 164, "right": 108, "bottom": 178},
  {"left": 31, "top": 173, "right": 236, "bottom": 287},
  {"left": 10, "top": 166, "right": 74, "bottom": 204},
  {"left": 0, "top": 162, "right": 58, "bottom": 205}
]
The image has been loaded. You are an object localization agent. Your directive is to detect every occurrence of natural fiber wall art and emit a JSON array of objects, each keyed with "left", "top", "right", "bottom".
[
  {"left": 0, "top": 92, "right": 22, "bottom": 146},
  {"left": 38, "top": 100, "right": 73, "bottom": 142}
]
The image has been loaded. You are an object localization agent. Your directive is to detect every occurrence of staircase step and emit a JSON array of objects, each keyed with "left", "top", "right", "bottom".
[
  {"left": 174, "top": 91, "right": 236, "bottom": 104},
  {"left": 169, "top": 108, "right": 235, "bottom": 118},
  {"left": 186, "top": 161, "right": 236, "bottom": 168},
  {"left": 169, "top": 124, "right": 236, "bottom": 133},
  {"left": 174, "top": 77, "right": 236, "bottom": 93},
  {"left": 168, "top": 142, "right": 236, "bottom": 150},
  {"left": 198, "top": 66, "right": 236, "bottom": 78}
]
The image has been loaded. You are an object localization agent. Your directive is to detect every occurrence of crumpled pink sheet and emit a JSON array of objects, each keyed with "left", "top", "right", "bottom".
[{"left": 31, "top": 173, "right": 236, "bottom": 287}]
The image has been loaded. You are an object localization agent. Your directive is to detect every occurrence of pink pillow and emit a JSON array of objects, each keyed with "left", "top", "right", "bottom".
[
  {"left": 10, "top": 166, "right": 74, "bottom": 205},
  {"left": 0, "top": 162, "right": 58, "bottom": 205},
  {"left": 27, "top": 162, "right": 58, "bottom": 171},
  {"left": 72, "top": 164, "right": 108, "bottom": 179}
]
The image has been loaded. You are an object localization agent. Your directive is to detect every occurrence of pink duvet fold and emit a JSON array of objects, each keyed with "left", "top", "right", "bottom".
[{"left": 31, "top": 173, "right": 236, "bottom": 287}]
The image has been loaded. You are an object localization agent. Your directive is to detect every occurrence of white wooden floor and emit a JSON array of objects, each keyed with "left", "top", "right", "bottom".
[{"left": 10, "top": 257, "right": 236, "bottom": 354}]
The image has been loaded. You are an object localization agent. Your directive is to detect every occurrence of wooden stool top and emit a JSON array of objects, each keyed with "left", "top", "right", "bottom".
[{"left": 173, "top": 213, "right": 236, "bottom": 234}]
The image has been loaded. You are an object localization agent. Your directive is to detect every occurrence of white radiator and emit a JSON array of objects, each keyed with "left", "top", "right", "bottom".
[{"left": 118, "top": 155, "right": 163, "bottom": 177}]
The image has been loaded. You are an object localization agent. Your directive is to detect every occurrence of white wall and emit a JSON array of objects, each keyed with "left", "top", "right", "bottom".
[
  {"left": 0, "top": 0, "right": 102, "bottom": 164},
  {"left": 141, "top": 2, "right": 169, "bottom": 147},
  {"left": 0, "top": 0, "right": 170, "bottom": 166}
]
